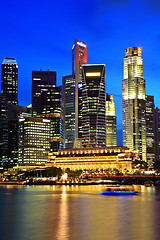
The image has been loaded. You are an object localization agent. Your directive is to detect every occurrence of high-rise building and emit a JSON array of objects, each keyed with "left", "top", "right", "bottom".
[
  {"left": 32, "top": 70, "right": 56, "bottom": 116},
  {"left": 0, "top": 99, "right": 31, "bottom": 168},
  {"left": 1, "top": 57, "right": 18, "bottom": 105},
  {"left": 32, "top": 69, "right": 63, "bottom": 152},
  {"left": 145, "top": 95, "right": 155, "bottom": 168},
  {"left": 106, "top": 94, "right": 117, "bottom": 147},
  {"left": 122, "top": 47, "right": 146, "bottom": 161},
  {"left": 62, "top": 75, "right": 75, "bottom": 149},
  {"left": 154, "top": 107, "right": 160, "bottom": 162},
  {"left": 18, "top": 117, "right": 51, "bottom": 165},
  {"left": 72, "top": 40, "right": 87, "bottom": 141},
  {"left": 82, "top": 64, "right": 106, "bottom": 147},
  {"left": 42, "top": 86, "right": 63, "bottom": 152}
]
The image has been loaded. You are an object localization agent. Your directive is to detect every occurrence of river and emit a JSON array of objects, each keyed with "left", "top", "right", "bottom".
[{"left": 0, "top": 185, "right": 160, "bottom": 240}]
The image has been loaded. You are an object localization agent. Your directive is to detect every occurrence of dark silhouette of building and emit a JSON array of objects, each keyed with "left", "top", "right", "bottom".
[{"left": 1, "top": 57, "right": 18, "bottom": 105}]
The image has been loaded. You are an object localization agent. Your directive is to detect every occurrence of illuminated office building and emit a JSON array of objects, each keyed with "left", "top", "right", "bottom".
[
  {"left": 18, "top": 117, "right": 51, "bottom": 165},
  {"left": 145, "top": 95, "right": 155, "bottom": 168},
  {"left": 62, "top": 75, "right": 75, "bottom": 148},
  {"left": 32, "top": 70, "right": 62, "bottom": 152},
  {"left": 82, "top": 64, "right": 106, "bottom": 147},
  {"left": 154, "top": 107, "right": 160, "bottom": 162},
  {"left": 1, "top": 57, "right": 18, "bottom": 105},
  {"left": 122, "top": 47, "right": 146, "bottom": 161},
  {"left": 32, "top": 70, "right": 56, "bottom": 116},
  {"left": 42, "top": 86, "right": 63, "bottom": 152},
  {"left": 72, "top": 40, "right": 87, "bottom": 141},
  {"left": 106, "top": 94, "right": 117, "bottom": 147}
]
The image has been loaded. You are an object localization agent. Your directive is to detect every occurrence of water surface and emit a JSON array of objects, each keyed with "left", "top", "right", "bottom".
[{"left": 0, "top": 185, "right": 160, "bottom": 240}]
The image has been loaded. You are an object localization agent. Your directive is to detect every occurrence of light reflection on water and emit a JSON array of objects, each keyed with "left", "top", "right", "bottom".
[{"left": 0, "top": 185, "right": 160, "bottom": 240}]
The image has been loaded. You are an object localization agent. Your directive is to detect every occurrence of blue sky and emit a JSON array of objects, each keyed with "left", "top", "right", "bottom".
[{"left": 1, "top": 0, "right": 160, "bottom": 145}]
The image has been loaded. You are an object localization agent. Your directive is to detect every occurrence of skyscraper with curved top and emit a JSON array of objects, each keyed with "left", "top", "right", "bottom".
[
  {"left": 82, "top": 64, "right": 106, "bottom": 147},
  {"left": 122, "top": 47, "right": 146, "bottom": 161}
]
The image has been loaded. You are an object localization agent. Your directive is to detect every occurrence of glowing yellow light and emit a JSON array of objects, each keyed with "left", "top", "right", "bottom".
[
  {"left": 86, "top": 72, "right": 101, "bottom": 77},
  {"left": 138, "top": 47, "right": 142, "bottom": 53}
]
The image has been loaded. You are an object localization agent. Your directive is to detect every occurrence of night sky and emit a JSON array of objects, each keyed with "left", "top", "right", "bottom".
[{"left": 1, "top": 0, "right": 160, "bottom": 145}]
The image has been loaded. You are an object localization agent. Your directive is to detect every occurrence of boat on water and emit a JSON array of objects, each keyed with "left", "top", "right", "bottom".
[{"left": 101, "top": 187, "right": 138, "bottom": 196}]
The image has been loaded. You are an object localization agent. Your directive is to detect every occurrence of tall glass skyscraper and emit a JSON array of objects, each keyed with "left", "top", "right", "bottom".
[
  {"left": 82, "top": 64, "right": 106, "bottom": 147},
  {"left": 145, "top": 95, "right": 155, "bottom": 168},
  {"left": 122, "top": 47, "right": 146, "bottom": 161},
  {"left": 62, "top": 75, "right": 75, "bottom": 149},
  {"left": 1, "top": 57, "right": 18, "bottom": 105},
  {"left": 72, "top": 40, "right": 87, "bottom": 140}
]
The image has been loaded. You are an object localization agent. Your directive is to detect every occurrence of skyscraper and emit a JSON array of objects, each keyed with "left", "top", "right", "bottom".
[
  {"left": 82, "top": 64, "right": 106, "bottom": 147},
  {"left": 145, "top": 95, "right": 155, "bottom": 168},
  {"left": 122, "top": 47, "right": 146, "bottom": 161},
  {"left": 106, "top": 94, "right": 117, "bottom": 147},
  {"left": 72, "top": 40, "right": 87, "bottom": 141},
  {"left": 62, "top": 75, "right": 75, "bottom": 149},
  {"left": 42, "top": 86, "right": 63, "bottom": 152},
  {"left": 154, "top": 107, "right": 160, "bottom": 162},
  {"left": 1, "top": 57, "right": 18, "bottom": 105},
  {"left": 32, "top": 70, "right": 56, "bottom": 116}
]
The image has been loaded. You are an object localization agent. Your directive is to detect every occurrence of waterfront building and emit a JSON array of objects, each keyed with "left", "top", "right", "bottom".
[
  {"left": 47, "top": 146, "right": 139, "bottom": 173},
  {"left": 1, "top": 57, "right": 18, "bottom": 105},
  {"left": 145, "top": 95, "right": 155, "bottom": 168},
  {"left": 72, "top": 40, "right": 87, "bottom": 142},
  {"left": 122, "top": 47, "right": 146, "bottom": 161},
  {"left": 82, "top": 64, "right": 106, "bottom": 147},
  {"left": 62, "top": 75, "right": 75, "bottom": 149},
  {"left": 32, "top": 70, "right": 56, "bottom": 116},
  {"left": 106, "top": 94, "right": 117, "bottom": 147},
  {"left": 18, "top": 117, "right": 51, "bottom": 165}
]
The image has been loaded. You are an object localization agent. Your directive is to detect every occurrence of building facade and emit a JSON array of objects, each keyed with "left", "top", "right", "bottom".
[
  {"left": 62, "top": 75, "right": 75, "bottom": 149},
  {"left": 122, "top": 47, "right": 146, "bottom": 161},
  {"left": 47, "top": 146, "right": 139, "bottom": 173},
  {"left": 32, "top": 70, "right": 56, "bottom": 116},
  {"left": 1, "top": 57, "right": 18, "bottom": 105},
  {"left": 72, "top": 40, "right": 87, "bottom": 141},
  {"left": 42, "top": 86, "right": 63, "bottom": 152},
  {"left": 82, "top": 64, "right": 106, "bottom": 147},
  {"left": 18, "top": 117, "right": 51, "bottom": 165},
  {"left": 154, "top": 107, "right": 160, "bottom": 162},
  {"left": 145, "top": 95, "right": 155, "bottom": 168},
  {"left": 106, "top": 94, "right": 117, "bottom": 147}
]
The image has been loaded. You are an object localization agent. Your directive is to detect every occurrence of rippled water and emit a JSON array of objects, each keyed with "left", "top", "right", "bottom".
[{"left": 0, "top": 185, "right": 160, "bottom": 240}]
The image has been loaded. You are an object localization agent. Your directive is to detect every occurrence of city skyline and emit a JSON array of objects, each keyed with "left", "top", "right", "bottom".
[{"left": 1, "top": 0, "right": 160, "bottom": 146}]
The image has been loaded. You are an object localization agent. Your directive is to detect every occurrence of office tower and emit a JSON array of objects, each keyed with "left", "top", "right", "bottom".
[
  {"left": 1, "top": 57, "right": 18, "bottom": 105},
  {"left": 145, "top": 95, "right": 155, "bottom": 168},
  {"left": 18, "top": 117, "right": 51, "bottom": 165},
  {"left": 0, "top": 93, "right": 7, "bottom": 121},
  {"left": 62, "top": 75, "right": 75, "bottom": 148},
  {"left": 72, "top": 40, "right": 87, "bottom": 141},
  {"left": 122, "top": 47, "right": 146, "bottom": 161},
  {"left": 0, "top": 102, "right": 31, "bottom": 168},
  {"left": 0, "top": 93, "right": 8, "bottom": 167},
  {"left": 106, "top": 94, "right": 117, "bottom": 147},
  {"left": 32, "top": 70, "right": 56, "bottom": 116},
  {"left": 82, "top": 64, "right": 106, "bottom": 147},
  {"left": 154, "top": 107, "right": 160, "bottom": 162},
  {"left": 42, "top": 86, "right": 63, "bottom": 152}
]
